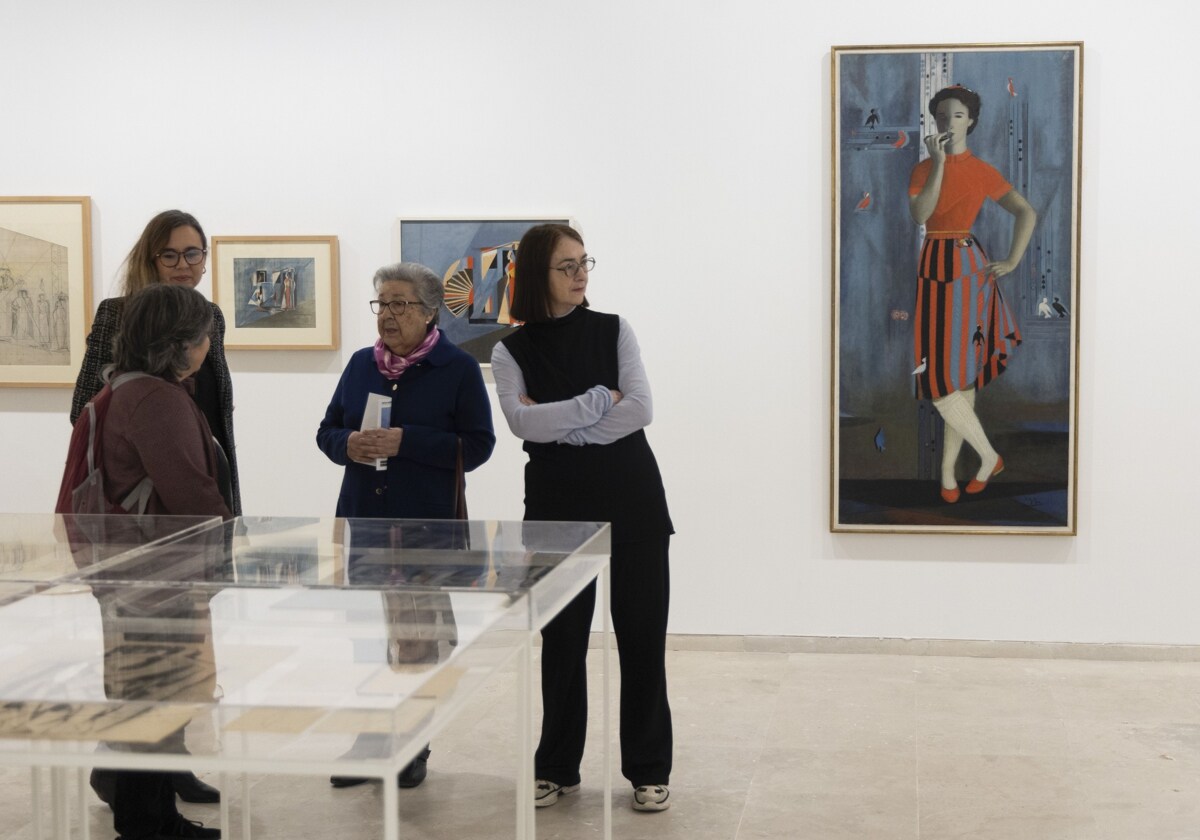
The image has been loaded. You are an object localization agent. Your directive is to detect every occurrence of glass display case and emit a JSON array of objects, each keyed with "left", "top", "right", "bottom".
[
  {"left": 0, "top": 515, "right": 612, "bottom": 840},
  {"left": 0, "top": 514, "right": 219, "bottom": 586}
]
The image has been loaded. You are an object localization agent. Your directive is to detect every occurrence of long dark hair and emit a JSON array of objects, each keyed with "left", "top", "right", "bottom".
[
  {"left": 509, "top": 224, "right": 588, "bottom": 323},
  {"left": 121, "top": 210, "right": 207, "bottom": 296}
]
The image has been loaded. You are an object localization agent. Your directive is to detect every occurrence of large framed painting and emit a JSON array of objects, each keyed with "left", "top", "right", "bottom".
[
  {"left": 397, "top": 217, "right": 572, "bottom": 364},
  {"left": 211, "top": 235, "right": 339, "bottom": 350},
  {"left": 831, "top": 43, "right": 1083, "bottom": 535},
  {"left": 0, "top": 197, "right": 92, "bottom": 387}
]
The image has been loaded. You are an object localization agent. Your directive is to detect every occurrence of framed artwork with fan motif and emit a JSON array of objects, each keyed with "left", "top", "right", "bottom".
[{"left": 396, "top": 217, "right": 573, "bottom": 365}]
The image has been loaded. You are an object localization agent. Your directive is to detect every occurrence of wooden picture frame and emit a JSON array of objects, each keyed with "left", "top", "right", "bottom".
[
  {"left": 0, "top": 196, "right": 92, "bottom": 387},
  {"left": 211, "top": 235, "right": 339, "bottom": 350},
  {"left": 831, "top": 43, "right": 1083, "bottom": 534}
]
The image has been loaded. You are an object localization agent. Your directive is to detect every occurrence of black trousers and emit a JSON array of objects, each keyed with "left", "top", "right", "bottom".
[
  {"left": 105, "top": 768, "right": 177, "bottom": 839},
  {"left": 535, "top": 536, "right": 672, "bottom": 788},
  {"left": 95, "top": 587, "right": 214, "bottom": 839}
]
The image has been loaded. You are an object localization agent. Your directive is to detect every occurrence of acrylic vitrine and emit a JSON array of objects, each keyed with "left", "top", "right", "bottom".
[{"left": 0, "top": 515, "right": 612, "bottom": 840}]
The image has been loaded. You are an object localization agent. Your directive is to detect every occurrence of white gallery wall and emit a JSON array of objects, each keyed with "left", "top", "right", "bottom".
[{"left": 3, "top": 0, "right": 1197, "bottom": 645}]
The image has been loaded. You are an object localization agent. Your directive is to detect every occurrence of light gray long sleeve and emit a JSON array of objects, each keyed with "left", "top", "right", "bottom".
[{"left": 490, "top": 316, "right": 653, "bottom": 446}]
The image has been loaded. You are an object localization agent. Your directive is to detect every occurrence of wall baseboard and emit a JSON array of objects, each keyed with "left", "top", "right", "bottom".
[{"left": 580, "top": 633, "right": 1200, "bottom": 662}]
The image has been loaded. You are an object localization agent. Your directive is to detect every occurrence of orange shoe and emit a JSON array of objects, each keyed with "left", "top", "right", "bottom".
[
  {"left": 940, "top": 485, "right": 960, "bottom": 504},
  {"left": 965, "top": 455, "right": 1004, "bottom": 494}
]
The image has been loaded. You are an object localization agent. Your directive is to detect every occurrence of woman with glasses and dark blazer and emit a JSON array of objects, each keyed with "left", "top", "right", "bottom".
[
  {"left": 70, "top": 209, "right": 241, "bottom": 517},
  {"left": 490, "top": 224, "right": 674, "bottom": 814},
  {"left": 70, "top": 212, "right": 236, "bottom": 811}
]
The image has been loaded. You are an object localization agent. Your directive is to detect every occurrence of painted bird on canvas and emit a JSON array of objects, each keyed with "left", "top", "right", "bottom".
[
  {"left": 911, "top": 357, "right": 927, "bottom": 376},
  {"left": 854, "top": 191, "right": 872, "bottom": 211},
  {"left": 1007, "top": 77, "right": 1017, "bottom": 97},
  {"left": 874, "top": 427, "right": 886, "bottom": 453}
]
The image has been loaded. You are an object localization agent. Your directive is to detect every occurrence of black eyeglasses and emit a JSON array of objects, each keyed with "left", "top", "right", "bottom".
[
  {"left": 155, "top": 248, "right": 207, "bottom": 267},
  {"left": 552, "top": 257, "right": 596, "bottom": 278},
  {"left": 370, "top": 299, "right": 423, "bottom": 315}
]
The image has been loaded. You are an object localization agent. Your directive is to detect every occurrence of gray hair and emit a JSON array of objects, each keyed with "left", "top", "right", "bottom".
[
  {"left": 372, "top": 262, "right": 443, "bottom": 327},
  {"left": 112, "top": 284, "right": 213, "bottom": 379}
]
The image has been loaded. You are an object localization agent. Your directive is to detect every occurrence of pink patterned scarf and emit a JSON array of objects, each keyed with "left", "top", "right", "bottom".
[{"left": 374, "top": 328, "right": 440, "bottom": 379}]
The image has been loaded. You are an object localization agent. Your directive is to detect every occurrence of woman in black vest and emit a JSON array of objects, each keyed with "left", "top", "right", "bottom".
[{"left": 491, "top": 224, "right": 673, "bottom": 813}]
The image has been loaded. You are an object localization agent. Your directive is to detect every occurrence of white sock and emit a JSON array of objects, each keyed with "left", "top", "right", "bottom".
[
  {"left": 933, "top": 389, "right": 998, "bottom": 480},
  {"left": 941, "top": 421, "right": 964, "bottom": 489}
]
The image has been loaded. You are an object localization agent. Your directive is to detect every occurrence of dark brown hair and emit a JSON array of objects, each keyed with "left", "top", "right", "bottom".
[
  {"left": 112, "top": 284, "right": 213, "bottom": 378},
  {"left": 509, "top": 224, "right": 588, "bottom": 323},
  {"left": 121, "top": 210, "right": 207, "bottom": 296},
  {"left": 929, "top": 86, "right": 981, "bottom": 135}
]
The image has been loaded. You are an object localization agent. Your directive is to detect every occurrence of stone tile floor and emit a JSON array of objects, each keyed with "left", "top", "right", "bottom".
[{"left": 2, "top": 650, "right": 1198, "bottom": 839}]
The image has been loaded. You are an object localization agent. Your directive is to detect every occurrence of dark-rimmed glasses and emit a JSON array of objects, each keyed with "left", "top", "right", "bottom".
[
  {"left": 370, "top": 299, "right": 423, "bottom": 316},
  {"left": 552, "top": 257, "right": 596, "bottom": 277},
  {"left": 155, "top": 248, "right": 207, "bottom": 267}
]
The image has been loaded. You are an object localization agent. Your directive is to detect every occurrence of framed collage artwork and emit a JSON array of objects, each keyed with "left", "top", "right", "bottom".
[
  {"left": 211, "top": 235, "right": 340, "bottom": 350},
  {"left": 397, "top": 217, "right": 572, "bottom": 365}
]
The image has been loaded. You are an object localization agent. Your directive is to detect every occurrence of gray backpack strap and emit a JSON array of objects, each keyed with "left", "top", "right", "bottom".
[
  {"left": 109, "top": 371, "right": 154, "bottom": 390},
  {"left": 85, "top": 401, "right": 99, "bottom": 476},
  {"left": 119, "top": 477, "right": 154, "bottom": 515}
]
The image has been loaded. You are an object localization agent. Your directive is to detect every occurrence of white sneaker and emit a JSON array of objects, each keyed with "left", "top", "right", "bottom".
[
  {"left": 632, "top": 784, "right": 670, "bottom": 812},
  {"left": 534, "top": 778, "right": 580, "bottom": 808}
]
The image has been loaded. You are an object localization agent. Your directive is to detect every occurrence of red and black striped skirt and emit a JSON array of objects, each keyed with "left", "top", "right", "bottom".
[{"left": 913, "top": 235, "right": 1021, "bottom": 400}]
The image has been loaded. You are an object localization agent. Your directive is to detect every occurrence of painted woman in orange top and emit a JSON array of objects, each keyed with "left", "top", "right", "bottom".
[{"left": 908, "top": 86, "right": 1037, "bottom": 503}]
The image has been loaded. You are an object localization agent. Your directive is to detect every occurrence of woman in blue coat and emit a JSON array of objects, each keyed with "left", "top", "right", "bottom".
[
  {"left": 316, "top": 261, "right": 494, "bottom": 789},
  {"left": 317, "top": 261, "right": 494, "bottom": 518}
]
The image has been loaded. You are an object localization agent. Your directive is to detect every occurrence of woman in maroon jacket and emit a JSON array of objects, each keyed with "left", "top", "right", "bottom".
[
  {"left": 90, "top": 283, "right": 229, "bottom": 840},
  {"left": 100, "top": 284, "right": 232, "bottom": 518}
]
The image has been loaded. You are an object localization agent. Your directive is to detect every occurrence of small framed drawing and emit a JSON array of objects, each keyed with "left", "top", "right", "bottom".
[
  {"left": 831, "top": 43, "right": 1083, "bottom": 535},
  {"left": 0, "top": 196, "right": 93, "bottom": 387},
  {"left": 397, "top": 217, "right": 572, "bottom": 364},
  {"left": 211, "top": 235, "right": 339, "bottom": 350}
]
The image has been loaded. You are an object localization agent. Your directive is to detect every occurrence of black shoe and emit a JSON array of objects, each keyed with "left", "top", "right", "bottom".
[
  {"left": 331, "top": 748, "right": 431, "bottom": 789},
  {"left": 172, "top": 772, "right": 220, "bottom": 804},
  {"left": 157, "top": 814, "right": 221, "bottom": 838},
  {"left": 397, "top": 748, "right": 431, "bottom": 789},
  {"left": 329, "top": 775, "right": 368, "bottom": 788}
]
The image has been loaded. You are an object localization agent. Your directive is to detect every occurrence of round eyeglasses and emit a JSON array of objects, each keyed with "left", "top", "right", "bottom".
[
  {"left": 370, "top": 299, "right": 423, "bottom": 316},
  {"left": 155, "top": 248, "right": 208, "bottom": 267},
  {"left": 552, "top": 257, "right": 596, "bottom": 278}
]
